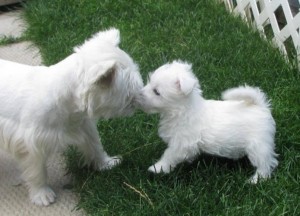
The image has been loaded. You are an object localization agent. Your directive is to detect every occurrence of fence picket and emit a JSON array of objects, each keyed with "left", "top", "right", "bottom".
[{"left": 222, "top": 0, "right": 300, "bottom": 67}]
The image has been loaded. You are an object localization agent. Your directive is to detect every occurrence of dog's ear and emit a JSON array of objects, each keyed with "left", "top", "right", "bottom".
[
  {"left": 97, "top": 64, "right": 116, "bottom": 87},
  {"left": 93, "top": 28, "right": 120, "bottom": 46},
  {"left": 74, "top": 28, "right": 120, "bottom": 53},
  {"left": 176, "top": 74, "right": 197, "bottom": 95},
  {"left": 86, "top": 60, "right": 116, "bottom": 88}
]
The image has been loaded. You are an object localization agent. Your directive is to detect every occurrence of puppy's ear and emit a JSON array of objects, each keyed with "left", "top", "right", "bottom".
[
  {"left": 86, "top": 60, "right": 116, "bottom": 88},
  {"left": 176, "top": 74, "right": 197, "bottom": 95}
]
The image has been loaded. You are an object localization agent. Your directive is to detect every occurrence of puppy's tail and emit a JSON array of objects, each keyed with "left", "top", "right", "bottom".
[{"left": 221, "top": 85, "right": 270, "bottom": 108}]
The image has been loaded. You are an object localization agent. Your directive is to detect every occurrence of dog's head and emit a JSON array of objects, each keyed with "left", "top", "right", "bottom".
[
  {"left": 139, "top": 60, "right": 201, "bottom": 114},
  {"left": 74, "top": 28, "right": 143, "bottom": 119}
]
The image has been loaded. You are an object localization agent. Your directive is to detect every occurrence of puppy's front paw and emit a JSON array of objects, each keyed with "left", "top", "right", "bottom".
[
  {"left": 148, "top": 162, "right": 173, "bottom": 174},
  {"left": 98, "top": 156, "right": 122, "bottom": 171},
  {"left": 30, "top": 186, "right": 56, "bottom": 206}
]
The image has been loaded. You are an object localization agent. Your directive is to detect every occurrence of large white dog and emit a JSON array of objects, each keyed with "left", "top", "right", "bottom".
[
  {"left": 0, "top": 28, "right": 143, "bottom": 206},
  {"left": 139, "top": 60, "right": 278, "bottom": 183}
]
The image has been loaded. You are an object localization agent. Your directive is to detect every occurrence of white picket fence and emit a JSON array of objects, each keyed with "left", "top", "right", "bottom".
[{"left": 222, "top": 0, "right": 300, "bottom": 67}]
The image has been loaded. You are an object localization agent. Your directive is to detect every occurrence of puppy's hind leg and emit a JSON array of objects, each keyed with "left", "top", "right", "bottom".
[
  {"left": 18, "top": 152, "right": 56, "bottom": 206},
  {"left": 246, "top": 140, "right": 278, "bottom": 184},
  {"left": 76, "top": 120, "right": 121, "bottom": 171}
]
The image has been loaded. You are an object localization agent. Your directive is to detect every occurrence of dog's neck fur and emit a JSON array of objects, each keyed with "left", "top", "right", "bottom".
[
  {"left": 160, "top": 91, "right": 204, "bottom": 122},
  {"left": 40, "top": 54, "right": 89, "bottom": 128}
]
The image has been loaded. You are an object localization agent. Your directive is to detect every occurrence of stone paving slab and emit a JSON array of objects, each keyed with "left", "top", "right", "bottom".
[
  {"left": 0, "top": 10, "right": 25, "bottom": 38},
  {"left": 0, "top": 41, "right": 42, "bottom": 65},
  {"left": 0, "top": 151, "right": 85, "bottom": 216}
]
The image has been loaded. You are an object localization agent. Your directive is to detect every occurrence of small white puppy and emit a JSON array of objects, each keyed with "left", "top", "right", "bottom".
[
  {"left": 139, "top": 60, "right": 278, "bottom": 183},
  {"left": 0, "top": 28, "right": 143, "bottom": 206}
]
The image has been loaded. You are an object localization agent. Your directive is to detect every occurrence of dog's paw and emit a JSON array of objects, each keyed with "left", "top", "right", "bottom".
[
  {"left": 148, "top": 162, "right": 173, "bottom": 174},
  {"left": 98, "top": 156, "right": 122, "bottom": 171},
  {"left": 248, "top": 172, "right": 269, "bottom": 184},
  {"left": 248, "top": 174, "right": 258, "bottom": 184},
  {"left": 30, "top": 186, "right": 56, "bottom": 206}
]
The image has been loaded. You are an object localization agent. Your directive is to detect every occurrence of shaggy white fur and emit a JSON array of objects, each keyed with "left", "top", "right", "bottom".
[
  {"left": 139, "top": 60, "right": 278, "bottom": 183},
  {"left": 0, "top": 28, "right": 143, "bottom": 206}
]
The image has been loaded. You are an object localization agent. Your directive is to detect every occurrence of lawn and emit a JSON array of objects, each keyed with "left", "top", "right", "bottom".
[{"left": 20, "top": 0, "right": 300, "bottom": 215}]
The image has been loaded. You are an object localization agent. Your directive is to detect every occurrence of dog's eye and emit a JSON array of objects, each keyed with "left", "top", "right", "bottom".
[{"left": 153, "top": 88, "right": 160, "bottom": 96}]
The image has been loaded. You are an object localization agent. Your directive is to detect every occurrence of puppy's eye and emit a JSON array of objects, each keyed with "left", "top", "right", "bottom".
[{"left": 153, "top": 88, "right": 160, "bottom": 96}]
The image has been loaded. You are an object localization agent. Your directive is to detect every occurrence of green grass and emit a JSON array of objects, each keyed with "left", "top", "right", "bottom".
[
  {"left": 0, "top": 35, "right": 25, "bottom": 45},
  {"left": 21, "top": 0, "right": 300, "bottom": 215}
]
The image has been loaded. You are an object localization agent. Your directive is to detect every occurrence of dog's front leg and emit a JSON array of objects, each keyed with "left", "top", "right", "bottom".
[
  {"left": 148, "top": 143, "right": 198, "bottom": 174},
  {"left": 18, "top": 153, "right": 56, "bottom": 206},
  {"left": 76, "top": 119, "right": 121, "bottom": 171}
]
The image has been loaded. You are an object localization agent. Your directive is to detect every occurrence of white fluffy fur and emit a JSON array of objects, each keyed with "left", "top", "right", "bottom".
[
  {"left": 139, "top": 60, "right": 278, "bottom": 183},
  {"left": 0, "top": 28, "right": 143, "bottom": 206}
]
